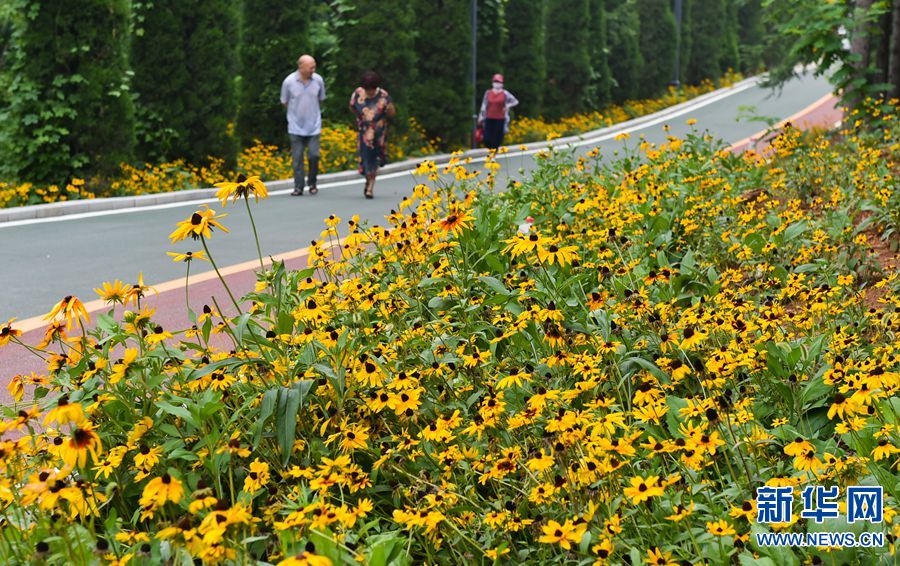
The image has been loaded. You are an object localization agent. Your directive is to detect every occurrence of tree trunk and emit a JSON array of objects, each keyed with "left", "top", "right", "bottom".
[
  {"left": 891, "top": 0, "right": 900, "bottom": 99},
  {"left": 848, "top": 0, "right": 874, "bottom": 106},
  {"left": 875, "top": 7, "right": 892, "bottom": 85}
]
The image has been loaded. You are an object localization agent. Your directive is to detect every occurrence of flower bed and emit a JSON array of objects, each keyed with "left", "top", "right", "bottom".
[
  {"left": 0, "top": 76, "right": 741, "bottom": 209},
  {"left": 0, "top": 107, "right": 898, "bottom": 564}
]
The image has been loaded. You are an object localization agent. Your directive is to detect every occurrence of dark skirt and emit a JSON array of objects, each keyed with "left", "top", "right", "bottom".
[
  {"left": 358, "top": 135, "right": 380, "bottom": 175},
  {"left": 483, "top": 118, "right": 505, "bottom": 149},
  {"left": 357, "top": 129, "right": 388, "bottom": 175}
]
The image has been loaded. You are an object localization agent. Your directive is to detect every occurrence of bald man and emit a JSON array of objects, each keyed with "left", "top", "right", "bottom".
[{"left": 281, "top": 54, "right": 326, "bottom": 196}]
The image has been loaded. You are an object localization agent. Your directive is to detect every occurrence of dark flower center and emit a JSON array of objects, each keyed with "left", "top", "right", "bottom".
[{"left": 72, "top": 428, "right": 92, "bottom": 447}]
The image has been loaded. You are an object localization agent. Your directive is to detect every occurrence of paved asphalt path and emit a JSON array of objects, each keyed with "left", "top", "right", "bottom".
[{"left": 0, "top": 73, "right": 836, "bottom": 400}]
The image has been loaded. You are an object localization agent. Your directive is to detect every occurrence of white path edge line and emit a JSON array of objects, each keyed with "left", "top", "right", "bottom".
[{"left": 0, "top": 81, "right": 761, "bottom": 230}]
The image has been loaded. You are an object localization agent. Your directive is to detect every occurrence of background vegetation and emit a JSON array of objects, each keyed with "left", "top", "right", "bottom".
[
  {"left": 6, "top": 0, "right": 900, "bottom": 196},
  {"left": 0, "top": 0, "right": 772, "bottom": 191}
]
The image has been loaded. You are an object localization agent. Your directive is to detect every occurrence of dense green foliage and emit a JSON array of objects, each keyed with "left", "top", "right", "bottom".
[
  {"left": 327, "top": 0, "right": 417, "bottom": 129},
  {"left": 132, "top": 0, "right": 239, "bottom": 167},
  {"left": 0, "top": 0, "right": 134, "bottom": 185},
  {"left": 184, "top": 0, "right": 240, "bottom": 167},
  {"left": 476, "top": 0, "right": 506, "bottom": 93},
  {"left": 606, "top": 0, "right": 643, "bottom": 102},
  {"left": 504, "top": 0, "right": 546, "bottom": 116},
  {"left": 237, "top": 0, "right": 311, "bottom": 148},
  {"left": 677, "top": 0, "right": 694, "bottom": 84},
  {"left": 737, "top": 0, "right": 765, "bottom": 73},
  {"left": 544, "top": 0, "right": 592, "bottom": 119},
  {"left": 763, "top": 0, "right": 900, "bottom": 108},
  {"left": 721, "top": 0, "right": 741, "bottom": 73},
  {"left": 409, "top": 0, "right": 473, "bottom": 146},
  {"left": 588, "top": 0, "right": 613, "bottom": 106},
  {"left": 635, "top": 0, "right": 677, "bottom": 97},
  {"left": 686, "top": 0, "right": 727, "bottom": 84},
  {"left": 131, "top": 1, "right": 191, "bottom": 162},
  {"left": 0, "top": 0, "right": 781, "bottom": 186}
]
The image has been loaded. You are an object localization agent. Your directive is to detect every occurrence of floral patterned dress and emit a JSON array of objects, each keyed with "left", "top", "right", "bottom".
[{"left": 349, "top": 87, "right": 392, "bottom": 175}]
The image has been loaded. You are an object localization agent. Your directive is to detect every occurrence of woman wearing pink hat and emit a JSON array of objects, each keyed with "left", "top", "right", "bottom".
[{"left": 477, "top": 73, "right": 519, "bottom": 150}]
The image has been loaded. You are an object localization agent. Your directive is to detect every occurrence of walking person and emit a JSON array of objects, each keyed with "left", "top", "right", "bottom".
[
  {"left": 349, "top": 71, "right": 395, "bottom": 199},
  {"left": 477, "top": 73, "right": 519, "bottom": 150},
  {"left": 281, "top": 54, "right": 325, "bottom": 196}
]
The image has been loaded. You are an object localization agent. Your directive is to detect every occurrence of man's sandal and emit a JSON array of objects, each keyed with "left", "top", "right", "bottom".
[{"left": 308, "top": 186, "right": 318, "bottom": 195}]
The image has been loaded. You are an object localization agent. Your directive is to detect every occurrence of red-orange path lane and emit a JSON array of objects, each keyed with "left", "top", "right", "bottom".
[{"left": 0, "top": 94, "right": 842, "bottom": 406}]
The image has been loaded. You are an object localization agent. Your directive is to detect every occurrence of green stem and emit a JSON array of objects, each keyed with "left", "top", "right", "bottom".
[
  {"left": 11, "top": 335, "right": 48, "bottom": 361},
  {"left": 185, "top": 261, "right": 191, "bottom": 313},
  {"left": 201, "top": 236, "right": 241, "bottom": 313},
  {"left": 244, "top": 196, "right": 265, "bottom": 270}
]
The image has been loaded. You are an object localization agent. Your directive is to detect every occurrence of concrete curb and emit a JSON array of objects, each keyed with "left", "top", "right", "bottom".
[{"left": 0, "top": 75, "right": 760, "bottom": 223}]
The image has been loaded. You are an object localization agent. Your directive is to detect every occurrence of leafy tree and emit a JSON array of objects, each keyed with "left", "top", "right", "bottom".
[
  {"left": 686, "top": 0, "right": 725, "bottom": 84},
  {"left": 131, "top": 1, "right": 191, "bottom": 162},
  {"left": 131, "top": 0, "right": 239, "bottom": 166},
  {"left": 635, "top": 0, "right": 677, "bottom": 97},
  {"left": 587, "top": 0, "right": 612, "bottom": 107},
  {"left": 185, "top": 0, "right": 240, "bottom": 167},
  {"left": 677, "top": 0, "right": 693, "bottom": 84},
  {"left": 504, "top": 0, "right": 545, "bottom": 116},
  {"left": 737, "top": 0, "right": 765, "bottom": 73},
  {"left": 237, "top": 0, "right": 311, "bottom": 149},
  {"left": 544, "top": 0, "right": 592, "bottom": 118},
  {"left": 328, "top": 0, "right": 417, "bottom": 129},
  {"left": 762, "top": 0, "right": 894, "bottom": 109},
  {"left": 0, "top": 0, "right": 134, "bottom": 186},
  {"left": 410, "top": 0, "right": 473, "bottom": 147},
  {"left": 721, "top": 0, "right": 741, "bottom": 73},
  {"left": 606, "top": 0, "right": 643, "bottom": 102},
  {"left": 891, "top": 0, "right": 900, "bottom": 99},
  {"left": 477, "top": 0, "right": 506, "bottom": 93}
]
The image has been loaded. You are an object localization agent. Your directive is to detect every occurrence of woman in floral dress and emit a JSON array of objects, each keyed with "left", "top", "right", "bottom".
[{"left": 349, "top": 71, "right": 396, "bottom": 198}]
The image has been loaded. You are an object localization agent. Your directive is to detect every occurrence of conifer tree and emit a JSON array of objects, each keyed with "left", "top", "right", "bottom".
[
  {"left": 504, "top": 0, "right": 545, "bottom": 116},
  {"left": 0, "top": 0, "right": 133, "bottom": 185},
  {"left": 606, "top": 0, "right": 643, "bottom": 102},
  {"left": 131, "top": 2, "right": 191, "bottom": 162},
  {"left": 237, "top": 0, "right": 311, "bottom": 149},
  {"left": 410, "top": 0, "right": 472, "bottom": 146},
  {"left": 330, "top": 0, "right": 417, "bottom": 130},
  {"left": 477, "top": 0, "right": 506, "bottom": 93},
  {"left": 132, "top": 0, "right": 239, "bottom": 166},
  {"left": 720, "top": 0, "right": 741, "bottom": 73},
  {"left": 686, "top": 0, "right": 725, "bottom": 83},
  {"left": 677, "top": 0, "right": 693, "bottom": 84},
  {"left": 588, "top": 0, "right": 612, "bottom": 107},
  {"left": 544, "top": 0, "right": 592, "bottom": 118},
  {"left": 185, "top": 0, "right": 239, "bottom": 166},
  {"left": 737, "top": 0, "right": 765, "bottom": 73},
  {"left": 635, "top": 0, "right": 677, "bottom": 98}
]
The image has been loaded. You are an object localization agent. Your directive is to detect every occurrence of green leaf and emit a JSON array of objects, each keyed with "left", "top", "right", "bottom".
[
  {"left": 253, "top": 388, "right": 279, "bottom": 449},
  {"left": 156, "top": 400, "right": 197, "bottom": 428},
  {"left": 739, "top": 555, "right": 776, "bottom": 566},
  {"left": 766, "top": 343, "right": 788, "bottom": 378},
  {"left": 275, "top": 380, "right": 314, "bottom": 466},
  {"left": 478, "top": 275, "right": 510, "bottom": 295},
  {"left": 782, "top": 220, "right": 808, "bottom": 242},
  {"left": 233, "top": 312, "right": 253, "bottom": 342},
  {"left": 749, "top": 524, "right": 800, "bottom": 566},
  {"left": 799, "top": 375, "right": 830, "bottom": 409}
]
